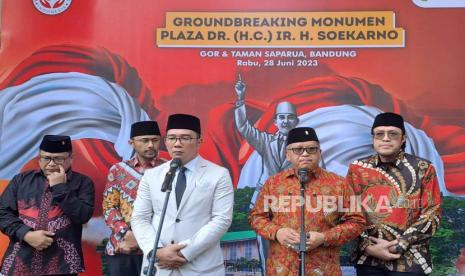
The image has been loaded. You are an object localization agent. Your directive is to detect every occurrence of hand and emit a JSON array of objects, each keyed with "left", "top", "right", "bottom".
[
  {"left": 23, "top": 230, "right": 55, "bottom": 251},
  {"left": 116, "top": 230, "right": 139, "bottom": 254},
  {"left": 276, "top": 228, "right": 300, "bottom": 249},
  {"left": 365, "top": 237, "right": 401, "bottom": 261},
  {"left": 305, "top": 231, "right": 325, "bottom": 251},
  {"left": 177, "top": 250, "right": 186, "bottom": 259},
  {"left": 388, "top": 244, "right": 399, "bottom": 254},
  {"left": 156, "top": 244, "right": 187, "bottom": 270},
  {"left": 47, "top": 165, "right": 67, "bottom": 186},
  {"left": 234, "top": 75, "right": 246, "bottom": 100}
]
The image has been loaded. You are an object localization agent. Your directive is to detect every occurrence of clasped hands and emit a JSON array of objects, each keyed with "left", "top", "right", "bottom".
[
  {"left": 153, "top": 243, "right": 188, "bottom": 270},
  {"left": 276, "top": 227, "right": 325, "bottom": 252},
  {"left": 115, "top": 230, "right": 139, "bottom": 254},
  {"left": 365, "top": 236, "right": 402, "bottom": 261}
]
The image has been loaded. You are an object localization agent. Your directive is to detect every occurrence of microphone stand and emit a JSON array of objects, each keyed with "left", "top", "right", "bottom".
[
  {"left": 298, "top": 168, "right": 308, "bottom": 276},
  {"left": 144, "top": 160, "right": 180, "bottom": 276}
]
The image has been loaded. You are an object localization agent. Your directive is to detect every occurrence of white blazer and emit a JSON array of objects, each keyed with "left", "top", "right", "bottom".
[{"left": 131, "top": 156, "right": 234, "bottom": 276}]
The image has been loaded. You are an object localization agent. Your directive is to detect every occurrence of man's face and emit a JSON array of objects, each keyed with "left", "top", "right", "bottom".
[
  {"left": 372, "top": 126, "right": 406, "bottom": 157},
  {"left": 286, "top": 141, "right": 321, "bottom": 171},
  {"left": 165, "top": 129, "right": 201, "bottom": 165},
  {"left": 38, "top": 150, "right": 72, "bottom": 176},
  {"left": 274, "top": 113, "right": 299, "bottom": 135},
  {"left": 129, "top": 135, "right": 161, "bottom": 161}
]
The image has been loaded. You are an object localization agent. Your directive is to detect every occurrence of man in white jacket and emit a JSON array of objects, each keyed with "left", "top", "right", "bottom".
[{"left": 131, "top": 113, "right": 234, "bottom": 276}]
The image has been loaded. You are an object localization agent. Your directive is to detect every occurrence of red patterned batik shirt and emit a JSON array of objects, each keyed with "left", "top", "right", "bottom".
[
  {"left": 103, "top": 156, "right": 165, "bottom": 255},
  {"left": 347, "top": 152, "right": 441, "bottom": 274},
  {"left": 249, "top": 167, "right": 365, "bottom": 276}
]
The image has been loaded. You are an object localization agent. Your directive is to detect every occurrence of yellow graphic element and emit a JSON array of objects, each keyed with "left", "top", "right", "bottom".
[{"left": 156, "top": 11, "right": 405, "bottom": 48}]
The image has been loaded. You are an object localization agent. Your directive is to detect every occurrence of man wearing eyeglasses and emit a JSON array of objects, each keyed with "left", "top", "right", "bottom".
[
  {"left": 103, "top": 121, "right": 166, "bottom": 276},
  {"left": 0, "top": 135, "right": 95, "bottom": 275},
  {"left": 347, "top": 112, "right": 442, "bottom": 275},
  {"left": 249, "top": 127, "right": 365, "bottom": 275},
  {"left": 131, "top": 113, "right": 234, "bottom": 276}
]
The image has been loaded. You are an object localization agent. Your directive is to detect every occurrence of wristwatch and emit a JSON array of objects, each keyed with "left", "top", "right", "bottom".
[{"left": 147, "top": 249, "right": 161, "bottom": 263}]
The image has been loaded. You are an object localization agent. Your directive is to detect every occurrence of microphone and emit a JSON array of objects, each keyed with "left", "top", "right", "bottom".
[
  {"left": 298, "top": 168, "right": 309, "bottom": 188},
  {"left": 161, "top": 158, "right": 181, "bottom": 192},
  {"left": 297, "top": 167, "right": 309, "bottom": 275}
]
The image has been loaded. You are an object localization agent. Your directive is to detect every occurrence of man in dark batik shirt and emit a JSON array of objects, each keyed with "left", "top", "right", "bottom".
[
  {"left": 347, "top": 112, "right": 441, "bottom": 275},
  {"left": 0, "top": 135, "right": 95, "bottom": 276}
]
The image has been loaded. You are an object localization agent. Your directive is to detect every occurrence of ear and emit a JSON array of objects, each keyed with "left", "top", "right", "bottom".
[
  {"left": 273, "top": 119, "right": 278, "bottom": 128},
  {"left": 402, "top": 134, "right": 407, "bottom": 145},
  {"left": 285, "top": 149, "right": 292, "bottom": 162}
]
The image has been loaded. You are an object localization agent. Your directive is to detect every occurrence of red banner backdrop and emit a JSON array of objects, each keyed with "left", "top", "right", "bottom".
[{"left": 1, "top": 1, "right": 465, "bottom": 275}]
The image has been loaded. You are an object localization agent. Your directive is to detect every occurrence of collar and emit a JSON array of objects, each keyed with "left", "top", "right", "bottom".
[
  {"left": 374, "top": 151, "right": 404, "bottom": 168},
  {"left": 180, "top": 155, "right": 200, "bottom": 173},
  {"left": 285, "top": 166, "right": 322, "bottom": 179},
  {"left": 131, "top": 155, "right": 158, "bottom": 169}
]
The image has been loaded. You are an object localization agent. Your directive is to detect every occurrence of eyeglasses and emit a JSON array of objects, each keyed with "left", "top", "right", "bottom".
[
  {"left": 165, "top": 135, "right": 198, "bottom": 144},
  {"left": 39, "top": 155, "right": 69, "bottom": 164},
  {"left": 373, "top": 131, "right": 402, "bottom": 140},
  {"left": 287, "top": 147, "right": 320, "bottom": 155},
  {"left": 133, "top": 138, "right": 160, "bottom": 145}
]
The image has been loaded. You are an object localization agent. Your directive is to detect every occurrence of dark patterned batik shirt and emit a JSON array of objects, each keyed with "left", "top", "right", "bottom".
[{"left": 347, "top": 152, "right": 441, "bottom": 274}]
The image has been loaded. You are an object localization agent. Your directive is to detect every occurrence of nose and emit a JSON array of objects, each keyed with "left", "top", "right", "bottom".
[{"left": 173, "top": 139, "right": 183, "bottom": 146}]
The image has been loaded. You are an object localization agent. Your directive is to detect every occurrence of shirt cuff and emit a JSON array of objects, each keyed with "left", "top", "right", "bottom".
[
  {"left": 15, "top": 225, "right": 32, "bottom": 242},
  {"left": 322, "top": 230, "right": 335, "bottom": 247},
  {"left": 50, "top": 183, "right": 70, "bottom": 201},
  {"left": 178, "top": 239, "right": 192, "bottom": 261},
  {"left": 269, "top": 225, "right": 283, "bottom": 242},
  {"left": 359, "top": 238, "right": 371, "bottom": 251}
]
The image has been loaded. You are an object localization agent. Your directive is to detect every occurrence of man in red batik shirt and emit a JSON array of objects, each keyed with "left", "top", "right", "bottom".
[
  {"left": 249, "top": 127, "right": 365, "bottom": 275},
  {"left": 103, "top": 121, "right": 165, "bottom": 276}
]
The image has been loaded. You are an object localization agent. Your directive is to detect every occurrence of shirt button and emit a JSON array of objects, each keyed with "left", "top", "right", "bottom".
[
  {"left": 171, "top": 240, "right": 175, "bottom": 244},
  {"left": 175, "top": 219, "right": 181, "bottom": 223}
]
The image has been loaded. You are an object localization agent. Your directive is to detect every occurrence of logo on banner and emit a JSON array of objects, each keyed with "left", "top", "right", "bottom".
[{"left": 33, "top": 0, "right": 72, "bottom": 15}]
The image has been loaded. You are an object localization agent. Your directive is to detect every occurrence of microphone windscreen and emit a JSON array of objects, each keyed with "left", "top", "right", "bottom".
[
  {"left": 170, "top": 158, "right": 181, "bottom": 168},
  {"left": 298, "top": 168, "right": 309, "bottom": 184}
]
